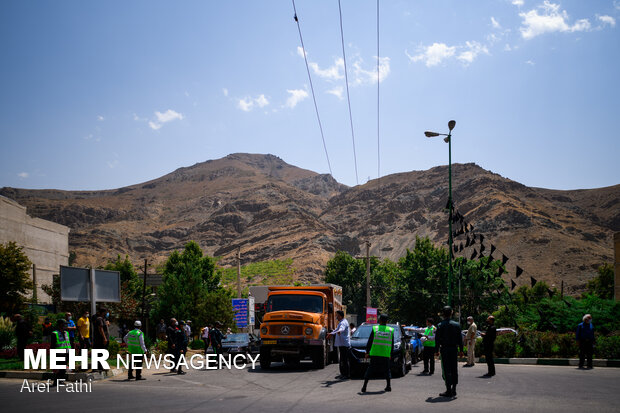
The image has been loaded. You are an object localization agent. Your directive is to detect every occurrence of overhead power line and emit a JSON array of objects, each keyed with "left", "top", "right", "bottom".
[
  {"left": 291, "top": 0, "right": 333, "bottom": 176},
  {"left": 376, "top": 0, "right": 381, "bottom": 187},
  {"left": 337, "top": 0, "right": 359, "bottom": 185}
]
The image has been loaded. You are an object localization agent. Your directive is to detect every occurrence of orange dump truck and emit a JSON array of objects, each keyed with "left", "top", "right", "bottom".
[{"left": 258, "top": 284, "right": 343, "bottom": 369}]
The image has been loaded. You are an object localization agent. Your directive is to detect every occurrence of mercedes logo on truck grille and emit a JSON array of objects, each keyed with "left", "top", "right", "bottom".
[{"left": 281, "top": 325, "right": 290, "bottom": 335}]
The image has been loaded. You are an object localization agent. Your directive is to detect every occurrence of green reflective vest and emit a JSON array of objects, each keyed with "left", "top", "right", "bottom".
[
  {"left": 423, "top": 326, "right": 436, "bottom": 348},
  {"left": 126, "top": 329, "right": 145, "bottom": 354},
  {"left": 52, "top": 330, "right": 71, "bottom": 350},
  {"left": 369, "top": 325, "right": 393, "bottom": 358}
]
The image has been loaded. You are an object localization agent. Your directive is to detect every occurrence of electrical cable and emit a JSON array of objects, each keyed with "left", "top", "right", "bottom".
[
  {"left": 337, "top": 0, "right": 359, "bottom": 185},
  {"left": 291, "top": 0, "right": 333, "bottom": 176}
]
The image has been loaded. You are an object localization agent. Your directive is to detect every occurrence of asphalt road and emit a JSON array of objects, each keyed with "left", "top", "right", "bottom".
[{"left": 1, "top": 359, "right": 618, "bottom": 413}]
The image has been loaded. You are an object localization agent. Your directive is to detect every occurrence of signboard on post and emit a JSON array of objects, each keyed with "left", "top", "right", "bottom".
[
  {"left": 60, "top": 266, "right": 90, "bottom": 301},
  {"left": 60, "top": 266, "right": 121, "bottom": 302},
  {"left": 366, "top": 307, "right": 378, "bottom": 323},
  {"left": 232, "top": 298, "right": 248, "bottom": 329}
]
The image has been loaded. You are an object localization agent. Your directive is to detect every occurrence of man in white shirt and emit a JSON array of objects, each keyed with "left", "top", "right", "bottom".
[
  {"left": 201, "top": 325, "right": 210, "bottom": 356},
  {"left": 327, "top": 310, "right": 351, "bottom": 379}
]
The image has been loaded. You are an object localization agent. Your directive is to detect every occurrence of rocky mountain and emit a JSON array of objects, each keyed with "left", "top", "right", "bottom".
[{"left": 1, "top": 153, "right": 617, "bottom": 293}]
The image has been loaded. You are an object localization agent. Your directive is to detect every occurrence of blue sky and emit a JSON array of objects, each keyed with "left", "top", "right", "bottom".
[{"left": 1, "top": 0, "right": 618, "bottom": 191}]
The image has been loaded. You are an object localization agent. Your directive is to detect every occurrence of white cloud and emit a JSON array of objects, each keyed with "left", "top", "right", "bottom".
[
  {"left": 285, "top": 89, "right": 309, "bottom": 108},
  {"left": 504, "top": 43, "right": 513, "bottom": 51},
  {"left": 17, "top": 172, "right": 29, "bottom": 179},
  {"left": 255, "top": 94, "right": 269, "bottom": 108},
  {"left": 351, "top": 57, "right": 390, "bottom": 85},
  {"left": 237, "top": 95, "right": 270, "bottom": 112},
  {"left": 615, "top": 1, "right": 620, "bottom": 11},
  {"left": 407, "top": 43, "right": 456, "bottom": 67},
  {"left": 97, "top": 115, "right": 104, "bottom": 121},
  {"left": 457, "top": 41, "right": 490, "bottom": 65},
  {"left": 326, "top": 86, "right": 344, "bottom": 100},
  {"left": 491, "top": 17, "right": 501, "bottom": 29},
  {"left": 525, "top": 60, "right": 535, "bottom": 65},
  {"left": 598, "top": 15, "right": 616, "bottom": 27},
  {"left": 296, "top": 46, "right": 389, "bottom": 85},
  {"left": 222, "top": 88, "right": 229, "bottom": 97},
  {"left": 184, "top": 91, "right": 190, "bottom": 97},
  {"left": 148, "top": 109, "right": 184, "bottom": 130},
  {"left": 133, "top": 113, "right": 147, "bottom": 122},
  {"left": 519, "top": 1, "right": 591, "bottom": 40},
  {"left": 107, "top": 160, "right": 119, "bottom": 169},
  {"left": 512, "top": 0, "right": 524, "bottom": 6}
]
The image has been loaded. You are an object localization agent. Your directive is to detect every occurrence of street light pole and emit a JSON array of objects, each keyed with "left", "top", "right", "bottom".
[{"left": 425, "top": 120, "right": 456, "bottom": 306}]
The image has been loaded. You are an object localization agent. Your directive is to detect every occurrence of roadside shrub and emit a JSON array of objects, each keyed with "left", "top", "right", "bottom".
[
  {"left": 0, "top": 316, "right": 16, "bottom": 350},
  {"left": 153, "top": 339, "right": 168, "bottom": 354},
  {"left": 494, "top": 334, "right": 517, "bottom": 358},
  {"left": 107, "top": 338, "right": 121, "bottom": 357},
  {"left": 554, "top": 333, "right": 578, "bottom": 358},
  {"left": 189, "top": 339, "right": 205, "bottom": 350},
  {"left": 595, "top": 335, "right": 620, "bottom": 359}
]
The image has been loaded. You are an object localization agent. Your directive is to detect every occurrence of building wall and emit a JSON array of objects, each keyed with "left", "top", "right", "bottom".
[{"left": 0, "top": 195, "right": 69, "bottom": 304}]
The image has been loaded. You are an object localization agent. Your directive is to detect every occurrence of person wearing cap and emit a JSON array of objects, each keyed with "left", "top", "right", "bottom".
[
  {"left": 435, "top": 306, "right": 464, "bottom": 398},
  {"left": 174, "top": 320, "right": 188, "bottom": 375},
  {"left": 124, "top": 321, "right": 147, "bottom": 381},
  {"left": 481, "top": 315, "right": 497, "bottom": 377},
  {"left": 576, "top": 314, "right": 595, "bottom": 369},
  {"left": 361, "top": 314, "right": 394, "bottom": 393},
  {"left": 464, "top": 316, "right": 477, "bottom": 367}
]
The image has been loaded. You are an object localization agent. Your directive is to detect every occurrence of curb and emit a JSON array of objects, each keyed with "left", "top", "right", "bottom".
[
  {"left": 0, "top": 368, "right": 125, "bottom": 381},
  {"left": 474, "top": 357, "right": 620, "bottom": 367}
]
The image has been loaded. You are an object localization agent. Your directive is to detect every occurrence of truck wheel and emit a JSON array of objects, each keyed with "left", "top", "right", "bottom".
[
  {"left": 260, "top": 348, "right": 271, "bottom": 370},
  {"left": 312, "top": 344, "right": 327, "bottom": 369}
]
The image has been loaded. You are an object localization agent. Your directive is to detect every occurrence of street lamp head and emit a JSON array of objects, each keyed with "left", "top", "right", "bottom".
[
  {"left": 448, "top": 120, "right": 456, "bottom": 131},
  {"left": 443, "top": 136, "right": 450, "bottom": 143},
  {"left": 425, "top": 131, "right": 440, "bottom": 137}
]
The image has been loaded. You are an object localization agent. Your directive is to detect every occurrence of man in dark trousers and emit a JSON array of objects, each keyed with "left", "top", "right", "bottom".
[
  {"left": 435, "top": 306, "right": 463, "bottom": 398},
  {"left": 13, "top": 314, "right": 31, "bottom": 361},
  {"left": 361, "top": 314, "right": 394, "bottom": 393},
  {"left": 175, "top": 320, "right": 188, "bottom": 374},
  {"left": 421, "top": 317, "right": 437, "bottom": 375},
  {"left": 209, "top": 322, "right": 225, "bottom": 357},
  {"left": 576, "top": 314, "right": 595, "bottom": 369},
  {"left": 481, "top": 315, "right": 497, "bottom": 377}
]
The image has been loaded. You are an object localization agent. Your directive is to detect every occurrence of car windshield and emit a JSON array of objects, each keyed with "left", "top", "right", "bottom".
[
  {"left": 222, "top": 333, "right": 248, "bottom": 343},
  {"left": 266, "top": 294, "right": 323, "bottom": 313},
  {"left": 352, "top": 324, "right": 401, "bottom": 341}
]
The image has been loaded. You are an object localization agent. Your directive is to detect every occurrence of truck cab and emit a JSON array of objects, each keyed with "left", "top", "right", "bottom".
[{"left": 258, "top": 284, "right": 342, "bottom": 369}]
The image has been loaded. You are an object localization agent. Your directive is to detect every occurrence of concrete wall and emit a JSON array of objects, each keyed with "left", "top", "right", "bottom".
[
  {"left": 615, "top": 232, "right": 620, "bottom": 302},
  {"left": 0, "top": 195, "right": 69, "bottom": 304}
]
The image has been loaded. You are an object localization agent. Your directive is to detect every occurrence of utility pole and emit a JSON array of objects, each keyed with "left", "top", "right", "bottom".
[
  {"left": 366, "top": 241, "right": 371, "bottom": 308},
  {"left": 142, "top": 259, "right": 147, "bottom": 321},
  {"left": 237, "top": 246, "right": 242, "bottom": 298},
  {"left": 32, "top": 264, "right": 37, "bottom": 303}
]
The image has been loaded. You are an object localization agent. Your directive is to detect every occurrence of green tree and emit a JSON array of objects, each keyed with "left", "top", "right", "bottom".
[
  {"left": 0, "top": 242, "right": 33, "bottom": 314},
  {"left": 585, "top": 263, "right": 614, "bottom": 299},
  {"left": 324, "top": 251, "right": 393, "bottom": 321},
  {"left": 104, "top": 256, "right": 142, "bottom": 322},
  {"left": 389, "top": 237, "right": 449, "bottom": 325},
  {"left": 152, "top": 241, "right": 228, "bottom": 327}
]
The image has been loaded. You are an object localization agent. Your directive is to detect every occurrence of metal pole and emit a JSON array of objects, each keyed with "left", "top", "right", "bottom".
[
  {"left": 458, "top": 262, "right": 462, "bottom": 326},
  {"left": 32, "top": 264, "right": 37, "bottom": 303},
  {"left": 237, "top": 247, "right": 242, "bottom": 298},
  {"left": 142, "top": 259, "right": 147, "bottom": 321},
  {"left": 90, "top": 268, "right": 96, "bottom": 318},
  {"left": 366, "top": 241, "right": 371, "bottom": 308},
  {"left": 448, "top": 131, "right": 453, "bottom": 307}
]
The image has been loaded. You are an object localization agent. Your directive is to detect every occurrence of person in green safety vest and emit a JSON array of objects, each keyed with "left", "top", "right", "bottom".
[
  {"left": 51, "top": 319, "right": 71, "bottom": 383},
  {"left": 124, "top": 320, "right": 147, "bottom": 381},
  {"left": 360, "top": 314, "right": 394, "bottom": 394},
  {"left": 421, "top": 317, "right": 437, "bottom": 375}
]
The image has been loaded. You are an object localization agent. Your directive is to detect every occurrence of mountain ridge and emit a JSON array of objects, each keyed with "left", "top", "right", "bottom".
[{"left": 1, "top": 153, "right": 617, "bottom": 294}]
